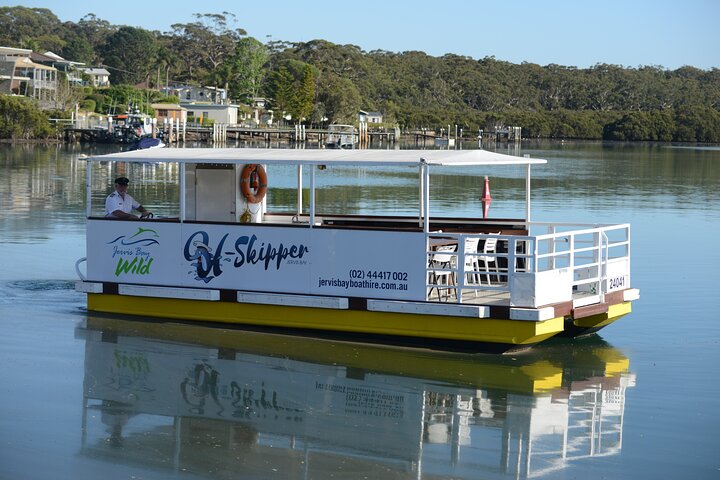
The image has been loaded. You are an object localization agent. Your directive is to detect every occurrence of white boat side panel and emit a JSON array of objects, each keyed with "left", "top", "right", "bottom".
[
  {"left": 310, "top": 229, "right": 426, "bottom": 301},
  {"left": 86, "top": 220, "right": 427, "bottom": 301},
  {"left": 605, "top": 257, "right": 630, "bottom": 293},
  {"left": 237, "top": 291, "right": 348, "bottom": 309},
  {"left": 87, "top": 220, "right": 185, "bottom": 285},
  {"left": 510, "top": 269, "right": 573, "bottom": 308},
  {"left": 572, "top": 294, "right": 602, "bottom": 308},
  {"left": 119, "top": 284, "right": 220, "bottom": 300},
  {"left": 623, "top": 288, "right": 640, "bottom": 301},
  {"left": 367, "top": 300, "right": 489, "bottom": 318},
  {"left": 75, "top": 281, "right": 103, "bottom": 293},
  {"left": 509, "top": 307, "right": 556, "bottom": 321}
]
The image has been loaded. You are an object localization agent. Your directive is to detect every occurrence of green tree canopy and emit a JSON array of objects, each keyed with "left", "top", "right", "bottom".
[
  {"left": 0, "top": 95, "right": 54, "bottom": 139},
  {"left": 100, "top": 26, "right": 158, "bottom": 85},
  {"left": 227, "top": 37, "right": 269, "bottom": 101},
  {"left": 0, "top": 6, "right": 63, "bottom": 50},
  {"left": 169, "top": 12, "right": 247, "bottom": 90}
]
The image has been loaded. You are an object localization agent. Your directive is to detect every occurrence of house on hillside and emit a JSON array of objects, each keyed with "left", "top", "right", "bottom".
[
  {"left": 181, "top": 102, "right": 238, "bottom": 124},
  {"left": 0, "top": 46, "right": 59, "bottom": 108},
  {"left": 151, "top": 103, "right": 187, "bottom": 123},
  {"left": 33, "top": 51, "right": 85, "bottom": 84},
  {"left": 164, "top": 85, "right": 227, "bottom": 104},
  {"left": 358, "top": 110, "right": 383, "bottom": 124},
  {"left": 252, "top": 97, "right": 268, "bottom": 109},
  {"left": 249, "top": 97, "right": 270, "bottom": 126},
  {"left": 78, "top": 67, "right": 110, "bottom": 87}
]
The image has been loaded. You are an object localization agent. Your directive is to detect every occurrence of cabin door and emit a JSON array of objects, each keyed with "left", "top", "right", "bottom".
[{"left": 195, "top": 165, "right": 236, "bottom": 222}]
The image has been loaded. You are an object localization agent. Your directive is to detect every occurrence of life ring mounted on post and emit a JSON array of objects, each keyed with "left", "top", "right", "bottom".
[{"left": 240, "top": 164, "right": 268, "bottom": 204}]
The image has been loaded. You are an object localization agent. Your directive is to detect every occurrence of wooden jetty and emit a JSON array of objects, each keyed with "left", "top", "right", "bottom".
[
  {"left": 480, "top": 126, "right": 522, "bottom": 142},
  {"left": 183, "top": 125, "right": 398, "bottom": 146}
]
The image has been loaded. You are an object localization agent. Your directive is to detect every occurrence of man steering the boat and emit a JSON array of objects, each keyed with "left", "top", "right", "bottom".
[{"left": 104, "top": 177, "right": 153, "bottom": 219}]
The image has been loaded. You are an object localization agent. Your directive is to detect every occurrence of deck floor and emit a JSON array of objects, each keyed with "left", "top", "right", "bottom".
[
  {"left": 428, "top": 285, "right": 511, "bottom": 305},
  {"left": 428, "top": 286, "right": 596, "bottom": 308}
]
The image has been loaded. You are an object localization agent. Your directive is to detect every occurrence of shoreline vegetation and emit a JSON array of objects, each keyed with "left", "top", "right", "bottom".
[{"left": 1, "top": 6, "right": 718, "bottom": 143}]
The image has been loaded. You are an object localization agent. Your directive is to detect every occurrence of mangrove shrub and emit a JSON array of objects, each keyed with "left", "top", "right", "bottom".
[{"left": 0, "top": 95, "right": 54, "bottom": 140}]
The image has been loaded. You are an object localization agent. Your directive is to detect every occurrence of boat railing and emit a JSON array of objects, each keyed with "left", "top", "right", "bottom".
[
  {"left": 75, "top": 257, "right": 87, "bottom": 282},
  {"left": 425, "top": 223, "right": 631, "bottom": 305},
  {"left": 530, "top": 222, "right": 631, "bottom": 298}
]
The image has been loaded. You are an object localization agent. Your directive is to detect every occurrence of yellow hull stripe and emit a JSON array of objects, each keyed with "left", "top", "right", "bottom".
[{"left": 88, "top": 294, "right": 564, "bottom": 346}]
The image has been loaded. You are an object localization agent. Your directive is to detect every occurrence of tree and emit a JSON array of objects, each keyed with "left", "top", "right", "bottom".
[
  {"left": 0, "top": 6, "right": 62, "bottom": 49},
  {"left": 54, "top": 72, "right": 86, "bottom": 111},
  {"left": 170, "top": 13, "right": 246, "bottom": 90},
  {"left": 296, "top": 64, "right": 316, "bottom": 122},
  {"left": 61, "top": 31, "right": 94, "bottom": 64},
  {"left": 101, "top": 26, "right": 158, "bottom": 85},
  {"left": 152, "top": 41, "right": 182, "bottom": 90},
  {"left": 674, "top": 107, "right": 720, "bottom": 143},
  {"left": 73, "top": 14, "right": 115, "bottom": 64},
  {"left": 605, "top": 112, "right": 651, "bottom": 141},
  {"left": 0, "top": 95, "right": 54, "bottom": 140},
  {"left": 316, "top": 73, "right": 361, "bottom": 124},
  {"left": 268, "top": 67, "right": 296, "bottom": 118},
  {"left": 227, "top": 37, "right": 268, "bottom": 101}
]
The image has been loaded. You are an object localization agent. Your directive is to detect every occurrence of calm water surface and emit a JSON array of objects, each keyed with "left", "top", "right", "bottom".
[{"left": 1, "top": 141, "right": 719, "bottom": 479}]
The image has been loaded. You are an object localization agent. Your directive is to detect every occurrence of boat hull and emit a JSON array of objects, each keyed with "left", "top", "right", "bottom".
[
  {"left": 87, "top": 293, "right": 566, "bottom": 352},
  {"left": 560, "top": 302, "right": 633, "bottom": 338}
]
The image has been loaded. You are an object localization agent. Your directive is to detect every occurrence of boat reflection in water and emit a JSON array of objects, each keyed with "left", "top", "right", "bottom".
[{"left": 77, "top": 316, "right": 636, "bottom": 479}]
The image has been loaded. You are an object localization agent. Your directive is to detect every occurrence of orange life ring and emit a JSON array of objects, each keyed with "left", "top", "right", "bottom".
[{"left": 240, "top": 164, "right": 268, "bottom": 204}]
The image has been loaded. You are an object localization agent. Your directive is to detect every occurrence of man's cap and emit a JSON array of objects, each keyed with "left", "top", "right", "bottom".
[{"left": 114, "top": 177, "right": 130, "bottom": 185}]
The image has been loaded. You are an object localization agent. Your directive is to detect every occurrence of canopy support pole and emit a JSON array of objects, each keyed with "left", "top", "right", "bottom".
[
  {"left": 85, "top": 159, "right": 92, "bottom": 218},
  {"left": 525, "top": 163, "right": 532, "bottom": 226},
  {"left": 418, "top": 165, "right": 424, "bottom": 228},
  {"left": 310, "top": 166, "right": 316, "bottom": 227},
  {"left": 422, "top": 162, "right": 430, "bottom": 233},
  {"left": 297, "top": 165, "right": 303, "bottom": 215},
  {"left": 180, "top": 162, "right": 186, "bottom": 222}
]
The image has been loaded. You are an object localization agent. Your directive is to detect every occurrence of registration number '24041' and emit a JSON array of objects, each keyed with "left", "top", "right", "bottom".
[{"left": 608, "top": 275, "right": 626, "bottom": 290}]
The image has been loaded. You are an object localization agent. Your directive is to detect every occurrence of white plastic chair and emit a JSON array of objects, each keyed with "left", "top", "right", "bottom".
[
  {"left": 463, "top": 237, "right": 481, "bottom": 293},
  {"left": 477, "top": 233, "right": 500, "bottom": 285},
  {"left": 428, "top": 245, "right": 456, "bottom": 301}
]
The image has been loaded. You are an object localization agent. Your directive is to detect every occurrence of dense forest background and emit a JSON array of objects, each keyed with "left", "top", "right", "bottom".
[{"left": 1, "top": 6, "right": 719, "bottom": 142}]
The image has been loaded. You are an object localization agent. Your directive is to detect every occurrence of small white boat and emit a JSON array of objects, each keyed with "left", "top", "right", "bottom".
[
  {"left": 434, "top": 137, "right": 455, "bottom": 147},
  {"left": 90, "top": 109, "right": 156, "bottom": 144},
  {"left": 110, "top": 111, "right": 154, "bottom": 137},
  {"left": 325, "top": 124, "right": 356, "bottom": 149},
  {"left": 75, "top": 148, "right": 638, "bottom": 352}
]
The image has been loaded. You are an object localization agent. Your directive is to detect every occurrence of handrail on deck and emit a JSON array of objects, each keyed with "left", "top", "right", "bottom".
[
  {"left": 425, "top": 223, "right": 631, "bottom": 304},
  {"left": 75, "top": 257, "right": 87, "bottom": 281}
]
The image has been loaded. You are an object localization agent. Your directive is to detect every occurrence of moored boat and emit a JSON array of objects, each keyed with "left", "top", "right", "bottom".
[
  {"left": 325, "top": 124, "right": 356, "bottom": 149},
  {"left": 83, "top": 110, "right": 157, "bottom": 144},
  {"left": 75, "top": 148, "right": 639, "bottom": 352}
]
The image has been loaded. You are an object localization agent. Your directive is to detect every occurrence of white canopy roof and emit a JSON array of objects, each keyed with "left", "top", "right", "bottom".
[{"left": 90, "top": 148, "right": 546, "bottom": 167}]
